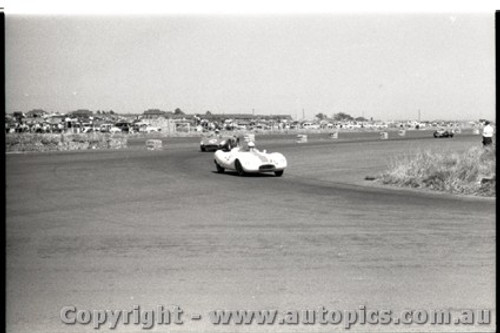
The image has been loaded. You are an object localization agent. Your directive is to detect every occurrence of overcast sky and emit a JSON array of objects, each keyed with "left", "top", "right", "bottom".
[{"left": 5, "top": 13, "right": 495, "bottom": 121}]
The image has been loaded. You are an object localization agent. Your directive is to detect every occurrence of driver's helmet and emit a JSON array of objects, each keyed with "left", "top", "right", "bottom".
[{"left": 247, "top": 141, "right": 255, "bottom": 149}]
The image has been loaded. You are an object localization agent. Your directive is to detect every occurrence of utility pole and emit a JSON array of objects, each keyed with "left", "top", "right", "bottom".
[
  {"left": 302, "top": 108, "right": 305, "bottom": 120},
  {"left": 418, "top": 109, "right": 421, "bottom": 122}
]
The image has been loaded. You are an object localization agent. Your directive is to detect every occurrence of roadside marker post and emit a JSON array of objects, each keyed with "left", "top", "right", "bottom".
[
  {"left": 146, "top": 139, "right": 163, "bottom": 150},
  {"left": 296, "top": 134, "right": 308, "bottom": 143},
  {"left": 243, "top": 133, "right": 255, "bottom": 143}
]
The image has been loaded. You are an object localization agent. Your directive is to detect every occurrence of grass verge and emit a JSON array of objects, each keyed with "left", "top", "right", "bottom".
[
  {"left": 5, "top": 133, "right": 128, "bottom": 152},
  {"left": 378, "top": 146, "right": 495, "bottom": 197}
]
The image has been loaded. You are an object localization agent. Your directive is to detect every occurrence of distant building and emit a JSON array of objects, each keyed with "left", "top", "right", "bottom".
[
  {"left": 143, "top": 109, "right": 175, "bottom": 119},
  {"left": 199, "top": 113, "right": 292, "bottom": 123},
  {"left": 26, "top": 109, "right": 48, "bottom": 118},
  {"left": 270, "top": 115, "right": 293, "bottom": 122},
  {"left": 143, "top": 109, "right": 166, "bottom": 118},
  {"left": 47, "top": 115, "right": 65, "bottom": 125},
  {"left": 71, "top": 109, "right": 93, "bottom": 117}
]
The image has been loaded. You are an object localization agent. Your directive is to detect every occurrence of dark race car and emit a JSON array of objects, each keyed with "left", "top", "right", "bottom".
[
  {"left": 433, "top": 128, "right": 454, "bottom": 138},
  {"left": 200, "top": 134, "right": 237, "bottom": 152}
]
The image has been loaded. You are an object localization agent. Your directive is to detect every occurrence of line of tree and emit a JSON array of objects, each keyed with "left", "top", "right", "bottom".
[
  {"left": 315, "top": 112, "right": 368, "bottom": 122},
  {"left": 96, "top": 110, "right": 115, "bottom": 115}
]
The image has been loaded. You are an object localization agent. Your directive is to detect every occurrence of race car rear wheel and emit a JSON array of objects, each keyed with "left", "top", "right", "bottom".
[
  {"left": 235, "top": 160, "right": 245, "bottom": 176},
  {"left": 200, "top": 145, "right": 206, "bottom": 152},
  {"left": 214, "top": 160, "right": 224, "bottom": 173},
  {"left": 274, "top": 170, "right": 284, "bottom": 177}
]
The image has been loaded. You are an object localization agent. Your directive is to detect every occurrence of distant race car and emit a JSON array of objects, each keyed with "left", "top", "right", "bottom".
[
  {"left": 200, "top": 135, "right": 236, "bottom": 152},
  {"left": 433, "top": 128, "right": 454, "bottom": 138},
  {"left": 213, "top": 142, "right": 287, "bottom": 177}
]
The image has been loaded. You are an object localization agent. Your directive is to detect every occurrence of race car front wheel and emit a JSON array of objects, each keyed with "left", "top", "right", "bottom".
[
  {"left": 214, "top": 160, "right": 224, "bottom": 173},
  {"left": 275, "top": 170, "right": 284, "bottom": 177},
  {"left": 235, "top": 160, "right": 245, "bottom": 176}
]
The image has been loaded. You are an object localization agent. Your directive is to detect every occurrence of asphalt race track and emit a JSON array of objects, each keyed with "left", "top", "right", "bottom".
[{"left": 6, "top": 132, "right": 495, "bottom": 332}]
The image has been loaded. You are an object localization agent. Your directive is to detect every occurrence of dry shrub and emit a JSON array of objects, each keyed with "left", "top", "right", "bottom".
[{"left": 380, "top": 146, "right": 495, "bottom": 197}]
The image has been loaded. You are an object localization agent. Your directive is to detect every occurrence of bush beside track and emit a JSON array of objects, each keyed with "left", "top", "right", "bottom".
[
  {"left": 378, "top": 146, "right": 496, "bottom": 197},
  {"left": 5, "top": 133, "right": 127, "bottom": 152}
]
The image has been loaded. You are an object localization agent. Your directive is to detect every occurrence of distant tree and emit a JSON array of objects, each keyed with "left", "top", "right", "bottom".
[
  {"left": 174, "top": 108, "right": 185, "bottom": 115},
  {"left": 315, "top": 113, "right": 326, "bottom": 120},
  {"left": 355, "top": 116, "right": 368, "bottom": 122},
  {"left": 205, "top": 111, "right": 212, "bottom": 116},
  {"left": 109, "top": 110, "right": 115, "bottom": 115},
  {"left": 334, "top": 112, "right": 354, "bottom": 121},
  {"left": 97, "top": 110, "right": 101, "bottom": 115}
]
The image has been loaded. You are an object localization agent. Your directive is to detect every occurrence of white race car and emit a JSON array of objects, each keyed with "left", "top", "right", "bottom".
[{"left": 214, "top": 142, "right": 287, "bottom": 177}]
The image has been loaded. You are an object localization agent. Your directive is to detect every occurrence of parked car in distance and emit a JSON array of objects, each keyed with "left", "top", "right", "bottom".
[
  {"left": 302, "top": 122, "right": 320, "bottom": 130},
  {"left": 133, "top": 122, "right": 161, "bottom": 133},
  {"left": 114, "top": 122, "right": 132, "bottom": 132},
  {"left": 99, "top": 124, "right": 114, "bottom": 133}
]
